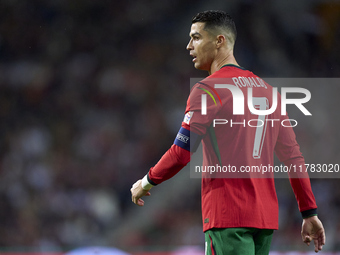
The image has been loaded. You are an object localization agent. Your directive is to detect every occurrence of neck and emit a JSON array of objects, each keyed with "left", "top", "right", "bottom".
[{"left": 209, "top": 49, "right": 239, "bottom": 75}]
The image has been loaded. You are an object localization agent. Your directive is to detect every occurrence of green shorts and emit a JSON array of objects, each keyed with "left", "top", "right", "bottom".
[{"left": 205, "top": 228, "right": 274, "bottom": 255}]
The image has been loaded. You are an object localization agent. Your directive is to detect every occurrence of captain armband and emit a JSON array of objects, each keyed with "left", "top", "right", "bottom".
[{"left": 174, "top": 127, "right": 202, "bottom": 152}]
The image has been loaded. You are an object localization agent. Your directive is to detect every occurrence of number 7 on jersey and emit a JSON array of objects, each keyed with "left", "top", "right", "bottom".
[{"left": 252, "top": 97, "right": 269, "bottom": 159}]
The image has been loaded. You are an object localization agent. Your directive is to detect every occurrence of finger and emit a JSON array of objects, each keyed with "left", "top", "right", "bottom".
[
  {"left": 318, "top": 233, "right": 325, "bottom": 251},
  {"left": 132, "top": 196, "right": 137, "bottom": 204},
  {"left": 132, "top": 194, "right": 140, "bottom": 205},
  {"left": 137, "top": 198, "right": 144, "bottom": 206},
  {"left": 321, "top": 231, "right": 326, "bottom": 245},
  {"left": 303, "top": 235, "right": 311, "bottom": 245},
  {"left": 145, "top": 191, "right": 151, "bottom": 196},
  {"left": 314, "top": 238, "right": 320, "bottom": 252},
  {"left": 304, "top": 239, "right": 311, "bottom": 246}
]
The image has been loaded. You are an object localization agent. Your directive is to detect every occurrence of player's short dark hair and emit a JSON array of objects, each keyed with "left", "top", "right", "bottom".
[{"left": 192, "top": 10, "right": 237, "bottom": 44}]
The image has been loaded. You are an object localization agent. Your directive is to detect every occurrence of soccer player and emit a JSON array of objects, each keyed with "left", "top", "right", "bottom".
[{"left": 131, "top": 10, "right": 325, "bottom": 254}]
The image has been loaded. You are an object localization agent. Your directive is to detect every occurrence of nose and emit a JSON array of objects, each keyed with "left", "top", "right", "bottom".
[{"left": 186, "top": 38, "right": 193, "bottom": 51}]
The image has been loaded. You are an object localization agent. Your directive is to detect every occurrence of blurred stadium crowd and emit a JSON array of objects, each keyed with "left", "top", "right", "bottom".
[{"left": 0, "top": 0, "right": 339, "bottom": 253}]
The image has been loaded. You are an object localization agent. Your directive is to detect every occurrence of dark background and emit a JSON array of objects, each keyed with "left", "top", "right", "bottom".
[{"left": 0, "top": 0, "right": 339, "bottom": 252}]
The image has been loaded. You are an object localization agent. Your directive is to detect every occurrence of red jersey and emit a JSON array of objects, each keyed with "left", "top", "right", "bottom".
[{"left": 147, "top": 65, "right": 317, "bottom": 232}]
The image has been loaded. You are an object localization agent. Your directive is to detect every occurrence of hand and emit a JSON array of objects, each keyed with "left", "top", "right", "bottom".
[
  {"left": 131, "top": 179, "right": 151, "bottom": 206},
  {"left": 301, "top": 215, "right": 325, "bottom": 253}
]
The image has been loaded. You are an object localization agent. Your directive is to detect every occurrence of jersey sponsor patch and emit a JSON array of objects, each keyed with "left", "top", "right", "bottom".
[{"left": 183, "top": 111, "right": 193, "bottom": 124}]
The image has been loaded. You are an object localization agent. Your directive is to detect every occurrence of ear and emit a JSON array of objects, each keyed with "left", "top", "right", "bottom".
[{"left": 216, "top": 35, "right": 226, "bottom": 48}]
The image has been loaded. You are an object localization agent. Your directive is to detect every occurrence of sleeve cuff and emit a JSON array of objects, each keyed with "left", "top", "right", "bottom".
[
  {"left": 141, "top": 174, "right": 156, "bottom": 190},
  {"left": 147, "top": 173, "right": 158, "bottom": 186},
  {"left": 301, "top": 208, "right": 317, "bottom": 219}
]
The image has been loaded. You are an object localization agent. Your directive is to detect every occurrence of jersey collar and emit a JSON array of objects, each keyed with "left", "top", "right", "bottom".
[{"left": 220, "top": 64, "right": 246, "bottom": 70}]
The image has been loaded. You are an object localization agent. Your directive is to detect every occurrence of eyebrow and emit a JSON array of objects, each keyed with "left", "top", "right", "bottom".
[{"left": 189, "top": 32, "right": 201, "bottom": 38}]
